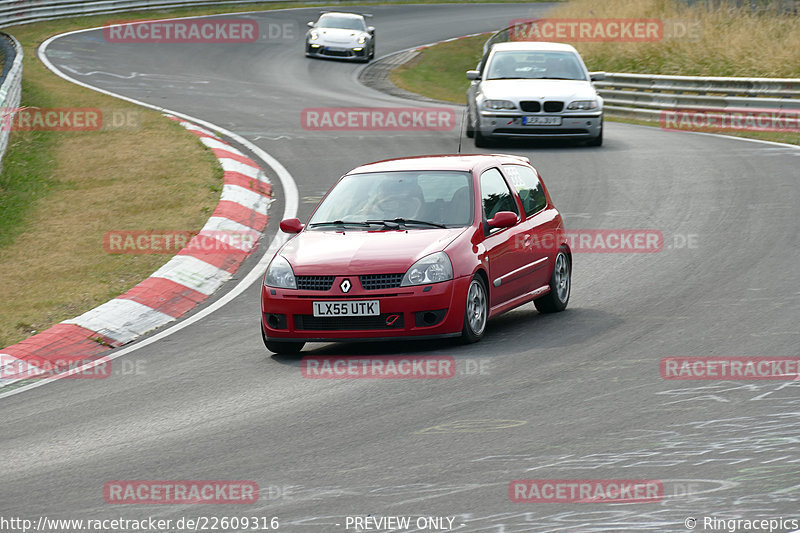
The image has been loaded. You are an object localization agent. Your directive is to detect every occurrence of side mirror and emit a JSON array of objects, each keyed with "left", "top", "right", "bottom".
[
  {"left": 466, "top": 70, "right": 481, "bottom": 80},
  {"left": 590, "top": 72, "right": 605, "bottom": 82},
  {"left": 488, "top": 211, "right": 517, "bottom": 229},
  {"left": 367, "top": 26, "right": 375, "bottom": 34},
  {"left": 279, "top": 218, "right": 304, "bottom": 234},
  {"left": 307, "top": 21, "right": 315, "bottom": 28}
]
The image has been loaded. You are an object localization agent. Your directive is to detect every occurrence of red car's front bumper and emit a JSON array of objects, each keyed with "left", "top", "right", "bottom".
[{"left": 261, "top": 276, "right": 471, "bottom": 342}]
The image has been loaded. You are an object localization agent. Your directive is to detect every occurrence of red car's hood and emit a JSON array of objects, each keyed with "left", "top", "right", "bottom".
[{"left": 281, "top": 228, "right": 467, "bottom": 274}]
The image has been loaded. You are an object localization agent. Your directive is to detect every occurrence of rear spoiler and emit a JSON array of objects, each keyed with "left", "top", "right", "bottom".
[{"left": 319, "top": 11, "right": 373, "bottom": 17}]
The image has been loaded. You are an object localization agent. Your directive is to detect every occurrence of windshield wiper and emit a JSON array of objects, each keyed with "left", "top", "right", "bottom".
[
  {"left": 487, "top": 76, "right": 528, "bottom": 80},
  {"left": 364, "top": 219, "right": 401, "bottom": 229},
  {"left": 537, "top": 76, "right": 576, "bottom": 80},
  {"left": 389, "top": 218, "right": 448, "bottom": 229},
  {"left": 308, "top": 220, "right": 370, "bottom": 228}
]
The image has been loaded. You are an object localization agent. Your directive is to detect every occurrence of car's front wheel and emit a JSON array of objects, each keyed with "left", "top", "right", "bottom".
[
  {"left": 474, "top": 127, "right": 492, "bottom": 148},
  {"left": 534, "top": 249, "right": 571, "bottom": 313},
  {"left": 586, "top": 124, "right": 603, "bottom": 146},
  {"left": 262, "top": 323, "right": 305, "bottom": 354},
  {"left": 461, "top": 275, "right": 488, "bottom": 343}
]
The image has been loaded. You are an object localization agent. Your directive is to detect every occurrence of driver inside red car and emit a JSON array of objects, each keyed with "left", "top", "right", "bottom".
[{"left": 359, "top": 178, "right": 424, "bottom": 220}]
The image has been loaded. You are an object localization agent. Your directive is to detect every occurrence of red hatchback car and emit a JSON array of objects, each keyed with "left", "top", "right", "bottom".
[{"left": 260, "top": 154, "right": 571, "bottom": 354}]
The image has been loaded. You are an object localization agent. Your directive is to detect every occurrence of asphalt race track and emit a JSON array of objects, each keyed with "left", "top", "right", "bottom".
[{"left": 2, "top": 4, "right": 800, "bottom": 531}]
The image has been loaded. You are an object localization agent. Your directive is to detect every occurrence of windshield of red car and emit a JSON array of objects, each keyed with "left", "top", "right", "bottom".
[{"left": 308, "top": 171, "right": 474, "bottom": 228}]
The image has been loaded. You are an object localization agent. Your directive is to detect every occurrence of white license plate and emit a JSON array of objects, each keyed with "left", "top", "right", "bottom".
[
  {"left": 523, "top": 116, "right": 562, "bottom": 126},
  {"left": 326, "top": 47, "right": 347, "bottom": 52},
  {"left": 313, "top": 300, "right": 380, "bottom": 317}
]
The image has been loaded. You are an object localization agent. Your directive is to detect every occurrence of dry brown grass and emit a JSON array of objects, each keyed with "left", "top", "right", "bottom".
[
  {"left": 0, "top": 23, "right": 222, "bottom": 347},
  {"left": 546, "top": 0, "right": 800, "bottom": 77}
]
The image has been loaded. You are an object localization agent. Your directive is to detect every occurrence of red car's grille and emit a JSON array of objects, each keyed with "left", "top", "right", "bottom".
[
  {"left": 294, "top": 314, "right": 405, "bottom": 331},
  {"left": 360, "top": 273, "right": 404, "bottom": 290},
  {"left": 296, "top": 276, "right": 335, "bottom": 291}
]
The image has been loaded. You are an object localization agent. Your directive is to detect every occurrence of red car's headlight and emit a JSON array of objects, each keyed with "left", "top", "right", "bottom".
[
  {"left": 401, "top": 252, "right": 453, "bottom": 286},
  {"left": 264, "top": 255, "right": 297, "bottom": 289}
]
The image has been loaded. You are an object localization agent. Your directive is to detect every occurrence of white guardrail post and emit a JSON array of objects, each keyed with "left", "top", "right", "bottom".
[{"left": 0, "top": 32, "right": 23, "bottom": 171}]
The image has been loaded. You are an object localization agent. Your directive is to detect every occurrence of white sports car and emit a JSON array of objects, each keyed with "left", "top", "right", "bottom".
[{"left": 305, "top": 12, "right": 375, "bottom": 62}]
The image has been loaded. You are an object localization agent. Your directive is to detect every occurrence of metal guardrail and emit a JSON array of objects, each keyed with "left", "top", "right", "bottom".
[
  {"left": 594, "top": 72, "right": 800, "bottom": 121},
  {"left": 483, "top": 25, "right": 800, "bottom": 123},
  {"left": 0, "top": 32, "right": 23, "bottom": 171},
  {"left": 0, "top": 0, "right": 287, "bottom": 28}
]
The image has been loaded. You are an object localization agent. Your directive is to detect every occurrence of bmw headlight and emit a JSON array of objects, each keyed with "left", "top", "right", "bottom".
[
  {"left": 401, "top": 252, "right": 453, "bottom": 286},
  {"left": 265, "top": 255, "right": 297, "bottom": 289},
  {"left": 357, "top": 35, "right": 366, "bottom": 44},
  {"left": 309, "top": 30, "right": 319, "bottom": 41},
  {"left": 567, "top": 99, "right": 598, "bottom": 110},
  {"left": 483, "top": 99, "right": 517, "bottom": 110}
]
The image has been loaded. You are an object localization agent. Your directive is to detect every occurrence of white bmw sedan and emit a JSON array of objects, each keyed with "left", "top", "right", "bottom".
[{"left": 466, "top": 41, "right": 604, "bottom": 146}]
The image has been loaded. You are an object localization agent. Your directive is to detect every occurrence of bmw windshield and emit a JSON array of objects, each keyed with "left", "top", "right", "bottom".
[{"left": 486, "top": 50, "right": 586, "bottom": 80}]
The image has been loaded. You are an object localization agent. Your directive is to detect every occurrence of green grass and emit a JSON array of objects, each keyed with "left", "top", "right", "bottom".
[
  {"left": 391, "top": 34, "right": 487, "bottom": 104},
  {"left": 0, "top": 77, "right": 60, "bottom": 248},
  {"left": 391, "top": 34, "right": 486, "bottom": 104}
]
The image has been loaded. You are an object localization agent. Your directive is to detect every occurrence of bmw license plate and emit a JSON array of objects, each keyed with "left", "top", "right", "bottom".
[
  {"left": 313, "top": 300, "right": 380, "bottom": 317},
  {"left": 523, "top": 116, "right": 562, "bottom": 126}
]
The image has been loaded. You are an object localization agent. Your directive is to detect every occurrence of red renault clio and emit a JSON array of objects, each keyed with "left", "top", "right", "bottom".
[{"left": 260, "top": 154, "right": 571, "bottom": 354}]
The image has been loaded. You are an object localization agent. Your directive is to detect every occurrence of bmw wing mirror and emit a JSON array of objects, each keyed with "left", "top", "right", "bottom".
[
  {"left": 307, "top": 21, "right": 315, "bottom": 28},
  {"left": 466, "top": 70, "right": 481, "bottom": 80},
  {"left": 590, "top": 72, "right": 605, "bottom": 82}
]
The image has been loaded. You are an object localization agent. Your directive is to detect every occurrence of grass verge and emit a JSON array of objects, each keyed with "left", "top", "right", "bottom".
[
  {"left": 391, "top": 0, "right": 800, "bottom": 145},
  {"left": 0, "top": 0, "right": 552, "bottom": 349}
]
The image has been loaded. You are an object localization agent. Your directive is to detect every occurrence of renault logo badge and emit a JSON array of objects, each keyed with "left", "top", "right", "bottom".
[{"left": 340, "top": 279, "right": 351, "bottom": 293}]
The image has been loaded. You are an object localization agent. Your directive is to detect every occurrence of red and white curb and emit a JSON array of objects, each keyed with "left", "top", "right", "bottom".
[{"left": 0, "top": 116, "right": 272, "bottom": 385}]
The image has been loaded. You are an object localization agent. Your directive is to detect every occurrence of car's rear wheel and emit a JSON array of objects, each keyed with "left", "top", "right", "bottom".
[
  {"left": 262, "top": 323, "right": 304, "bottom": 354},
  {"left": 461, "top": 275, "right": 488, "bottom": 343},
  {"left": 534, "top": 249, "right": 571, "bottom": 313}
]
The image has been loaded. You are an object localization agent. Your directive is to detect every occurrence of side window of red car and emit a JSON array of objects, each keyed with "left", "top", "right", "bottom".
[
  {"left": 503, "top": 164, "right": 547, "bottom": 217},
  {"left": 480, "top": 168, "right": 519, "bottom": 220}
]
